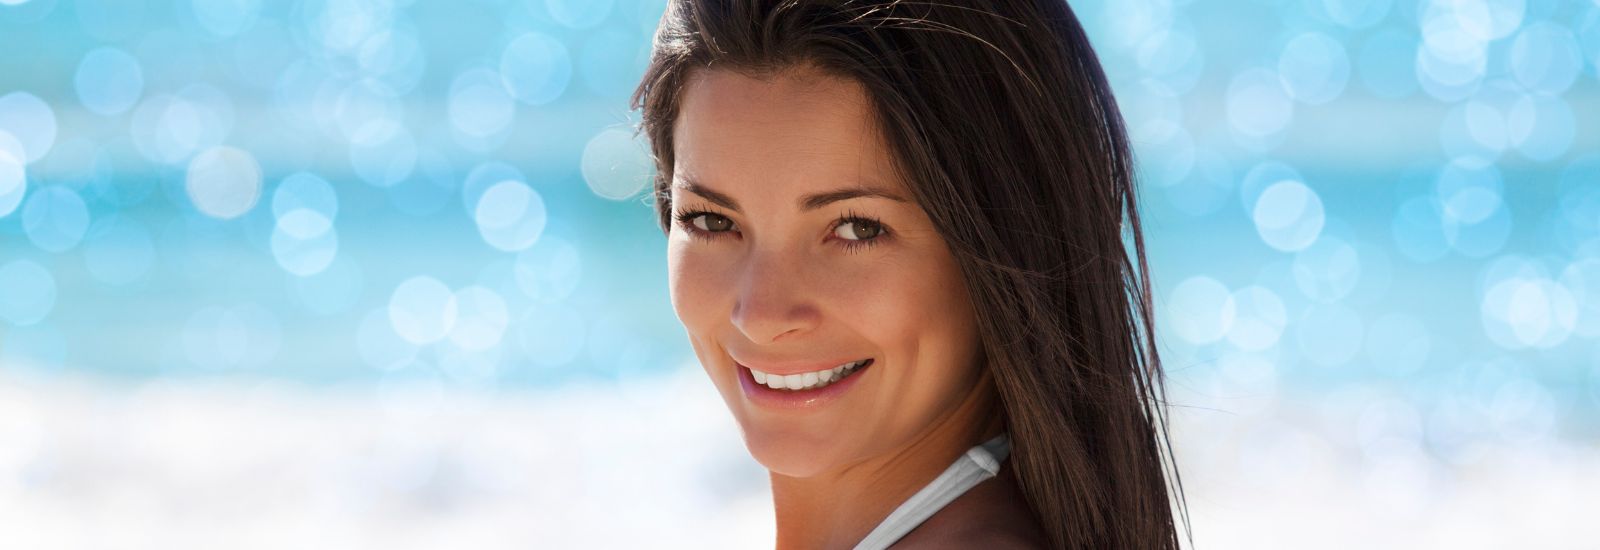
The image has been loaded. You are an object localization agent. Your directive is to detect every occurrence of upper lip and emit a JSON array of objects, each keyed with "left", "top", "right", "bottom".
[{"left": 731, "top": 355, "right": 872, "bottom": 376}]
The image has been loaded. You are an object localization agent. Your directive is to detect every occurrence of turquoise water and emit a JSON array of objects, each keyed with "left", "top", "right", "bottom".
[{"left": 0, "top": 0, "right": 1597, "bottom": 431}]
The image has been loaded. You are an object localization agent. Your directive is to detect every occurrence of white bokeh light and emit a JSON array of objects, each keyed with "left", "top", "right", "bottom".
[
  {"left": 1167, "top": 275, "right": 1236, "bottom": 345},
  {"left": 73, "top": 47, "right": 145, "bottom": 116},
  {"left": 546, "top": 0, "right": 612, "bottom": 30},
  {"left": 447, "top": 286, "right": 510, "bottom": 352},
  {"left": 1253, "top": 180, "right": 1326, "bottom": 252},
  {"left": 474, "top": 180, "right": 547, "bottom": 252},
  {"left": 185, "top": 145, "right": 262, "bottom": 219},
  {"left": 21, "top": 185, "right": 90, "bottom": 253},
  {"left": 500, "top": 32, "right": 571, "bottom": 106},
  {"left": 448, "top": 67, "right": 515, "bottom": 139},
  {"left": 1226, "top": 68, "right": 1294, "bottom": 140},
  {"left": 388, "top": 276, "right": 458, "bottom": 345},
  {"left": 270, "top": 208, "right": 338, "bottom": 276},
  {"left": 1510, "top": 22, "right": 1584, "bottom": 96},
  {"left": 271, "top": 172, "right": 338, "bottom": 221},
  {"left": 0, "top": 143, "right": 27, "bottom": 218},
  {"left": 1278, "top": 31, "right": 1350, "bottom": 105},
  {"left": 1481, "top": 276, "right": 1578, "bottom": 350},
  {"left": 580, "top": 127, "right": 653, "bottom": 200},
  {"left": 0, "top": 91, "right": 57, "bottom": 164}
]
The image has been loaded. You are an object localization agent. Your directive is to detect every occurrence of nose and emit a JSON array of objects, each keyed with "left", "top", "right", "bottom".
[{"left": 729, "top": 247, "right": 820, "bottom": 345}]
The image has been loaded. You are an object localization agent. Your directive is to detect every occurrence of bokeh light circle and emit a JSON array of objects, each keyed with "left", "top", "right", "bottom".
[
  {"left": 190, "top": 0, "right": 262, "bottom": 38},
  {"left": 580, "top": 127, "right": 653, "bottom": 200},
  {"left": 448, "top": 67, "right": 515, "bottom": 139},
  {"left": 1166, "top": 275, "right": 1236, "bottom": 344},
  {"left": 1357, "top": 28, "right": 1418, "bottom": 99},
  {"left": 1226, "top": 68, "right": 1294, "bottom": 140},
  {"left": 270, "top": 208, "right": 338, "bottom": 276},
  {"left": 185, "top": 145, "right": 262, "bottom": 219},
  {"left": 388, "top": 276, "right": 458, "bottom": 345},
  {"left": 349, "top": 126, "right": 417, "bottom": 187},
  {"left": 499, "top": 32, "right": 572, "bottom": 106},
  {"left": 73, "top": 47, "right": 145, "bottom": 116},
  {"left": 546, "top": 0, "right": 612, "bottom": 30},
  {"left": 1253, "top": 180, "right": 1326, "bottom": 252},
  {"left": 1481, "top": 276, "right": 1578, "bottom": 349},
  {"left": 0, "top": 144, "right": 26, "bottom": 217},
  {"left": 474, "top": 180, "right": 547, "bottom": 252},
  {"left": 1278, "top": 31, "right": 1350, "bottom": 105},
  {"left": 21, "top": 185, "right": 91, "bottom": 253},
  {"left": 1323, "top": 0, "right": 1391, "bottom": 29},
  {"left": 1507, "top": 95, "right": 1576, "bottom": 162},
  {"left": 0, "top": 91, "right": 57, "bottom": 164},
  {"left": 271, "top": 172, "right": 339, "bottom": 221},
  {"left": 1510, "top": 21, "right": 1584, "bottom": 96},
  {"left": 448, "top": 286, "right": 510, "bottom": 352}
]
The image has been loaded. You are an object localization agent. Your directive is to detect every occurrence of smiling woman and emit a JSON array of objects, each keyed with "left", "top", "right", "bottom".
[{"left": 632, "top": 1, "right": 1185, "bottom": 549}]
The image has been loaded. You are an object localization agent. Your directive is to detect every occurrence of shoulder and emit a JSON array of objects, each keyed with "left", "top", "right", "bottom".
[{"left": 889, "top": 460, "right": 1050, "bottom": 549}]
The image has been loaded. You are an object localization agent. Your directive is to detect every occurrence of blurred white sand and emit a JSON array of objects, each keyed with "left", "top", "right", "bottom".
[{"left": 1, "top": 361, "right": 1596, "bottom": 549}]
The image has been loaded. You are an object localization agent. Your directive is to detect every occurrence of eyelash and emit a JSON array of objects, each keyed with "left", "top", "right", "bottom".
[{"left": 672, "top": 206, "right": 889, "bottom": 254}]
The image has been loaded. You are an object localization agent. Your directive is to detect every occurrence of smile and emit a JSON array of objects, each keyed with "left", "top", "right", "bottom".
[{"left": 747, "top": 358, "right": 873, "bottom": 391}]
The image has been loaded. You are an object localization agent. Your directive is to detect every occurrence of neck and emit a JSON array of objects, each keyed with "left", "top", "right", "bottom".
[{"left": 769, "top": 370, "right": 1005, "bottom": 550}]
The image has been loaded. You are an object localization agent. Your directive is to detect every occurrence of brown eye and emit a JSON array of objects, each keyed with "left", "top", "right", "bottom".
[
  {"left": 834, "top": 219, "right": 882, "bottom": 241},
  {"left": 692, "top": 213, "right": 734, "bottom": 232}
]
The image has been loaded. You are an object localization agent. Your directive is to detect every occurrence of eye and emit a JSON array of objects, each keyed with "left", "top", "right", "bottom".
[
  {"left": 830, "top": 211, "right": 889, "bottom": 254},
  {"left": 833, "top": 218, "right": 883, "bottom": 241},
  {"left": 687, "top": 212, "right": 734, "bottom": 233}
]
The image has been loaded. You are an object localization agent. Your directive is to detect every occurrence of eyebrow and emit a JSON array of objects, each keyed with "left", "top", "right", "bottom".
[{"left": 672, "top": 175, "right": 910, "bottom": 213}]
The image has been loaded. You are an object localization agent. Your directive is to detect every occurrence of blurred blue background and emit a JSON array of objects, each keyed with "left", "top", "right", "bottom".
[{"left": 0, "top": 0, "right": 1596, "bottom": 547}]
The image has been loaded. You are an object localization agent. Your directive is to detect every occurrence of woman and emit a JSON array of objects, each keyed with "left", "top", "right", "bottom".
[{"left": 631, "top": 1, "right": 1187, "bottom": 548}]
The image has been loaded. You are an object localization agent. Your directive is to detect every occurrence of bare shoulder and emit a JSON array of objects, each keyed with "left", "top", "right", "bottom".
[{"left": 888, "top": 461, "right": 1050, "bottom": 549}]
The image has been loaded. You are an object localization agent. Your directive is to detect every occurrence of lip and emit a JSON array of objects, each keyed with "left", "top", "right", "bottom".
[{"left": 737, "top": 359, "right": 874, "bottom": 412}]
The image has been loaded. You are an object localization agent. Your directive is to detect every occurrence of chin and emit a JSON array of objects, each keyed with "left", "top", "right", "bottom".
[{"left": 741, "top": 428, "right": 848, "bottom": 478}]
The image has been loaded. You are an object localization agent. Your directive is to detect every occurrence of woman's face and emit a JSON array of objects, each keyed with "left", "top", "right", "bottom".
[{"left": 666, "top": 66, "right": 987, "bottom": 477}]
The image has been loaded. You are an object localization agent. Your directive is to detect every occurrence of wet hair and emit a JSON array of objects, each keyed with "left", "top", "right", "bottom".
[{"left": 631, "top": 1, "right": 1187, "bottom": 547}]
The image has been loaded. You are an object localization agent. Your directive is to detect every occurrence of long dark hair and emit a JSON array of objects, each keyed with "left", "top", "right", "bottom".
[{"left": 631, "top": 1, "right": 1187, "bottom": 547}]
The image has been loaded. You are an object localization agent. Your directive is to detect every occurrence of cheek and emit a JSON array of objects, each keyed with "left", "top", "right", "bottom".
[
  {"left": 822, "top": 249, "right": 974, "bottom": 351},
  {"left": 666, "top": 238, "right": 730, "bottom": 335}
]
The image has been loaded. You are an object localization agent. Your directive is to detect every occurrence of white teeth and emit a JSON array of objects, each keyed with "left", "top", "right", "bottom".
[{"left": 748, "top": 359, "right": 870, "bottom": 392}]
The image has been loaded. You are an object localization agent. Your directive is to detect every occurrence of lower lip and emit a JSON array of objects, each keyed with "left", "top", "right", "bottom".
[{"left": 737, "top": 360, "right": 873, "bottom": 412}]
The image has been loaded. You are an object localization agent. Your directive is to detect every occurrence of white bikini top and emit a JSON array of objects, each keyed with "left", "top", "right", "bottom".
[{"left": 851, "top": 432, "right": 1013, "bottom": 549}]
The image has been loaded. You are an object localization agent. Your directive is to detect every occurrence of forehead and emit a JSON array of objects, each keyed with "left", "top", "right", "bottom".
[{"left": 671, "top": 66, "right": 904, "bottom": 200}]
